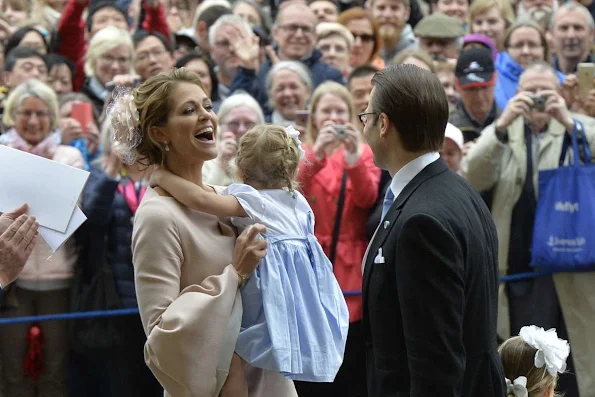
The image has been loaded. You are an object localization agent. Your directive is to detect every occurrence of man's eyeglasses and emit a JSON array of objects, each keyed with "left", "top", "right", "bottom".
[
  {"left": 279, "top": 24, "right": 314, "bottom": 35},
  {"left": 358, "top": 112, "right": 376, "bottom": 125},
  {"left": 136, "top": 47, "right": 167, "bottom": 63}
]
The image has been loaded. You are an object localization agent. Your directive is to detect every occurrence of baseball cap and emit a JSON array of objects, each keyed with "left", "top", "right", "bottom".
[
  {"left": 174, "top": 33, "right": 199, "bottom": 50},
  {"left": 463, "top": 34, "right": 498, "bottom": 61},
  {"left": 455, "top": 47, "right": 496, "bottom": 90},
  {"left": 445, "top": 123, "right": 464, "bottom": 151},
  {"left": 414, "top": 13, "right": 464, "bottom": 39}
]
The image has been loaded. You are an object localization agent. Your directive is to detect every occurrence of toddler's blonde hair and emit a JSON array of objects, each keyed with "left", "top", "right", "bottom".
[
  {"left": 236, "top": 124, "right": 301, "bottom": 191},
  {"left": 499, "top": 336, "right": 559, "bottom": 397}
]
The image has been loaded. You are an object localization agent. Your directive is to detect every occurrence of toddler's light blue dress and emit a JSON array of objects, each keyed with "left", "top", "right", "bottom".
[{"left": 225, "top": 184, "right": 349, "bottom": 382}]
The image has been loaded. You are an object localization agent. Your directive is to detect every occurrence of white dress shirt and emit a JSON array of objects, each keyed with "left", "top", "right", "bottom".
[
  {"left": 387, "top": 152, "right": 440, "bottom": 203},
  {"left": 362, "top": 152, "right": 440, "bottom": 274}
]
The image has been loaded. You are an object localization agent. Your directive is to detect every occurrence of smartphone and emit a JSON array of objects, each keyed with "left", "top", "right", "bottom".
[
  {"left": 71, "top": 102, "right": 93, "bottom": 135},
  {"left": 294, "top": 110, "right": 309, "bottom": 126},
  {"left": 578, "top": 63, "right": 595, "bottom": 99}
]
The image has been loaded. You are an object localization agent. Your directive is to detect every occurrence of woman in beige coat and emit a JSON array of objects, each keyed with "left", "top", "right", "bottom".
[{"left": 110, "top": 68, "right": 297, "bottom": 397}]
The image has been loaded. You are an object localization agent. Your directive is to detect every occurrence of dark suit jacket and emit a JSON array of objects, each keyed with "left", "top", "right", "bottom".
[{"left": 362, "top": 158, "right": 505, "bottom": 397}]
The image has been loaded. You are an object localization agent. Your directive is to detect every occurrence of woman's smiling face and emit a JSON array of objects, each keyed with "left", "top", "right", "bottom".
[{"left": 155, "top": 82, "right": 219, "bottom": 163}]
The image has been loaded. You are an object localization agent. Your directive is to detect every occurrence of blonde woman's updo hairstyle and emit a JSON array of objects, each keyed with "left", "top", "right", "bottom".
[
  {"left": 84, "top": 25, "right": 134, "bottom": 78},
  {"left": 236, "top": 125, "right": 301, "bottom": 191},
  {"left": 306, "top": 81, "right": 356, "bottom": 144},
  {"left": 499, "top": 337, "right": 559, "bottom": 397},
  {"left": 109, "top": 68, "right": 206, "bottom": 166},
  {"left": 3, "top": 78, "right": 59, "bottom": 130}
]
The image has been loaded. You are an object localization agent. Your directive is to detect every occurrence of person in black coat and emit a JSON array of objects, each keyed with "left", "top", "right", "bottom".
[
  {"left": 360, "top": 64, "right": 505, "bottom": 397},
  {"left": 71, "top": 145, "right": 162, "bottom": 397}
]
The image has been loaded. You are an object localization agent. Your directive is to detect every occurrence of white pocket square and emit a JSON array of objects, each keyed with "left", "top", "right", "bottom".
[{"left": 374, "top": 248, "right": 385, "bottom": 264}]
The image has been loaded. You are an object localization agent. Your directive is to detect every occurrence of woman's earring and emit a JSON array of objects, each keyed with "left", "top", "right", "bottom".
[{"left": 164, "top": 141, "right": 170, "bottom": 152}]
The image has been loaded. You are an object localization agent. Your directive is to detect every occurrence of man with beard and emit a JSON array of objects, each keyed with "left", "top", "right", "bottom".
[
  {"left": 414, "top": 13, "right": 463, "bottom": 63},
  {"left": 550, "top": 2, "right": 595, "bottom": 75},
  {"left": 209, "top": 15, "right": 255, "bottom": 101},
  {"left": 516, "top": 0, "right": 559, "bottom": 30},
  {"left": 369, "top": 0, "right": 418, "bottom": 64}
]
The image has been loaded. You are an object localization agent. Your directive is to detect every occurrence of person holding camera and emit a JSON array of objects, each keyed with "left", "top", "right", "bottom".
[
  {"left": 463, "top": 61, "right": 595, "bottom": 397},
  {"left": 296, "top": 81, "right": 380, "bottom": 397}
]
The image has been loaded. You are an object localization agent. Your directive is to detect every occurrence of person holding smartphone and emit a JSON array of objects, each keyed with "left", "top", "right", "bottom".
[{"left": 297, "top": 81, "right": 380, "bottom": 397}]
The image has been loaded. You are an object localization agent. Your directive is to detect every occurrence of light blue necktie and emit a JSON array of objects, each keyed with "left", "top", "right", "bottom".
[{"left": 381, "top": 187, "right": 395, "bottom": 220}]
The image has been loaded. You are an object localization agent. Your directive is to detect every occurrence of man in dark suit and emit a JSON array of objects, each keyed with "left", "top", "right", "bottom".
[{"left": 359, "top": 64, "right": 505, "bottom": 397}]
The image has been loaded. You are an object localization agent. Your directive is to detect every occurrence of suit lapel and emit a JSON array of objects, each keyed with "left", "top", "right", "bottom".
[{"left": 362, "top": 158, "right": 449, "bottom": 305}]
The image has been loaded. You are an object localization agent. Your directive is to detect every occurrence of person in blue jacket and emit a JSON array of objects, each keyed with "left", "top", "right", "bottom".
[
  {"left": 495, "top": 19, "right": 565, "bottom": 110},
  {"left": 229, "top": 1, "right": 343, "bottom": 117}
]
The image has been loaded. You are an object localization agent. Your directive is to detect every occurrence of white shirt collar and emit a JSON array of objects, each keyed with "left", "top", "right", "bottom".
[{"left": 388, "top": 152, "right": 440, "bottom": 203}]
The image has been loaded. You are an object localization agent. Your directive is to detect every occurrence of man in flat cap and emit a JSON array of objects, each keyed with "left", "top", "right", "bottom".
[{"left": 414, "top": 12, "right": 463, "bottom": 62}]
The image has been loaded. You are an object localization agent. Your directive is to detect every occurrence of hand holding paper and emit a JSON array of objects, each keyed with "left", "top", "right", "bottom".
[{"left": 0, "top": 146, "right": 89, "bottom": 252}]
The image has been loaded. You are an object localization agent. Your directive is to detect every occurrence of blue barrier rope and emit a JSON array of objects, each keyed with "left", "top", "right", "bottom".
[
  {"left": 0, "top": 272, "right": 551, "bottom": 325},
  {"left": 0, "top": 308, "right": 139, "bottom": 325}
]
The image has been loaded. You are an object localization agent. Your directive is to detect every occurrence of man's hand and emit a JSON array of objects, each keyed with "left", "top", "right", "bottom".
[
  {"left": 495, "top": 91, "right": 533, "bottom": 130},
  {"left": 0, "top": 205, "right": 39, "bottom": 287},
  {"left": 541, "top": 89, "right": 575, "bottom": 132}
]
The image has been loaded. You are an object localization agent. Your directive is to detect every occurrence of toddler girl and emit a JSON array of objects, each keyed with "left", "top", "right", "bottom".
[
  {"left": 499, "top": 325, "right": 570, "bottom": 397},
  {"left": 152, "top": 124, "right": 349, "bottom": 382}
]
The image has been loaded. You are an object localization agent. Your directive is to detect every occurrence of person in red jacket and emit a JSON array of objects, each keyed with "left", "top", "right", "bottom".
[
  {"left": 297, "top": 81, "right": 380, "bottom": 397},
  {"left": 57, "top": 0, "right": 170, "bottom": 91}
]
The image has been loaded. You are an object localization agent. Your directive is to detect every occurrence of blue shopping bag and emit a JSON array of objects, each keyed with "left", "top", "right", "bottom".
[{"left": 530, "top": 121, "right": 595, "bottom": 272}]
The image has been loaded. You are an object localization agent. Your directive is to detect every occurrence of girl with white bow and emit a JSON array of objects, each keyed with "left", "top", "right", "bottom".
[
  {"left": 151, "top": 124, "right": 349, "bottom": 383},
  {"left": 499, "top": 325, "right": 571, "bottom": 397}
]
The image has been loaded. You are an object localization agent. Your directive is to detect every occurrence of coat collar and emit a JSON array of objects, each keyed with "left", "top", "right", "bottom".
[{"left": 362, "top": 158, "right": 449, "bottom": 301}]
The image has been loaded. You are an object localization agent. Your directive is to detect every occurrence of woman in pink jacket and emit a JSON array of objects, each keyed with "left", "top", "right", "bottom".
[
  {"left": 297, "top": 81, "right": 380, "bottom": 397},
  {"left": 0, "top": 79, "right": 83, "bottom": 397}
]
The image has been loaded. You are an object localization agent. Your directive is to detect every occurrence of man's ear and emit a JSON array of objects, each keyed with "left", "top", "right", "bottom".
[
  {"left": 196, "top": 21, "right": 207, "bottom": 36},
  {"left": 379, "top": 113, "right": 390, "bottom": 139},
  {"left": 2, "top": 71, "right": 11, "bottom": 88}
]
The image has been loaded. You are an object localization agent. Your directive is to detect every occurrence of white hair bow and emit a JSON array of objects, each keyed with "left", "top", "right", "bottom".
[
  {"left": 519, "top": 325, "right": 570, "bottom": 377},
  {"left": 285, "top": 125, "right": 306, "bottom": 160},
  {"left": 506, "top": 377, "right": 528, "bottom": 397}
]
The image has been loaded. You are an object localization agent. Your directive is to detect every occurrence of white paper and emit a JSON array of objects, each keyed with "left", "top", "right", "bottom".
[
  {"left": 38, "top": 206, "right": 87, "bottom": 253},
  {"left": 0, "top": 146, "right": 89, "bottom": 233}
]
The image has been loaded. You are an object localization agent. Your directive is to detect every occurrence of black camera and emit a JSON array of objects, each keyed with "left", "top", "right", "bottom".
[{"left": 530, "top": 95, "right": 546, "bottom": 111}]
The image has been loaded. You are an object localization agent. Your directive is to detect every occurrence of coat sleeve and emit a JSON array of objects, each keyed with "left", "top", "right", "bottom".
[
  {"left": 461, "top": 123, "right": 505, "bottom": 192},
  {"left": 57, "top": 0, "right": 87, "bottom": 91},
  {"left": 395, "top": 213, "right": 465, "bottom": 397},
  {"left": 132, "top": 200, "right": 240, "bottom": 397},
  {"left": 82, "top": 169, "right": 119, "bottom": 226},
  {"left": 230, "top": 67, "right": 270, "bottom": 112},
  {"left": 345, "top": 147, "right": 380, "bottom": 208},
  {"left": 142, "top": 2, "right": 170, "bottom": 40},
  {"left": 298, "top": 148, "right": 328, "bottom": 196}
]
